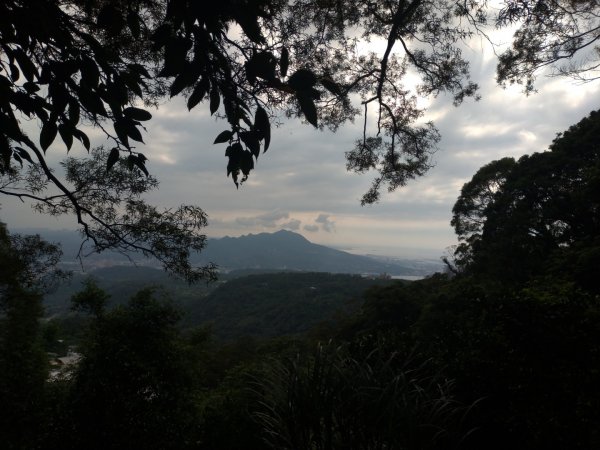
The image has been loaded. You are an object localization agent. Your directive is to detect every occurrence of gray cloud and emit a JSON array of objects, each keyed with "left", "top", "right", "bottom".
[
  {"left": 315, "top": 214, "right": 335, "bottom": 232},
  {"left": 235, "top": 210, "right": 290, "bottom": 228},
  {"left": 281, "top": 219, "right": 301, "bottom": 230},
  {"left": 3, "top": 47, "right": 599, "bottom": 260}
]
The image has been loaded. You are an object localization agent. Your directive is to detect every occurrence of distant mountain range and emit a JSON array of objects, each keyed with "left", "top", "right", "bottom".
[
  {"left": 192, "top": 230, "right": 440, "bottom": 276},
  {"left": 15, "top": 228, "right": 443, "bottom": 277}
]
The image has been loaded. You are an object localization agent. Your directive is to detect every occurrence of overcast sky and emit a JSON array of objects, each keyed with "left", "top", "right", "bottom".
[{"left": 2, "top": 33, "right": 599, "bottom": 260}]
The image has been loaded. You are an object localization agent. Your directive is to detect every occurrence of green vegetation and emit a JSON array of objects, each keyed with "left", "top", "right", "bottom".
[
  {"left": 2, "top": 2, "right": 600, "bottom": 447},
  {"left": 27, "top": 109, "right": 600, "bottom": 449},
  {"left": 44, "top": 268, "right": 394, "bottom": 341},
  {"left": 182, "top": 272, "right": 394, "bottom": 340}
]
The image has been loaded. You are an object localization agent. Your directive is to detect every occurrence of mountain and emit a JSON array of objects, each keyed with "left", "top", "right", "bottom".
[
  {"left": 14, "top": 228, "right": 440, "bottom": 276},
  {"left": 192, "top": 230, "right": 425, "bottom": 276}
]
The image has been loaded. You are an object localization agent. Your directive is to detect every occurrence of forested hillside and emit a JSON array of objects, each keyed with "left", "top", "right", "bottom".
[
  {"left": 44, "top": 269, "right": 394, "bottom": 340},
  {"left": 181, "top": 272, "right": 394, "bottom": 339}
]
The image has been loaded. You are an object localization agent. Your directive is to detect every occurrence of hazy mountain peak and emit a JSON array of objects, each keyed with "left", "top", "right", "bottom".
[{"left": 194, "top": 229, "right": 423, "bottom": 276}]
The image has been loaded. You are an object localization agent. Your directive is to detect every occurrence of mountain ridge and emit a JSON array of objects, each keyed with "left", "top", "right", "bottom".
[
  {"left": 13, "top": 227, "right": 442, "bottom": 276},
  {"left": 193, "top": 229, "right": 428, "bottom": 276}
]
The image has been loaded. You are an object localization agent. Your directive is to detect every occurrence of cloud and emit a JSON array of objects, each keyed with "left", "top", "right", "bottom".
[
  {"left": 4, "top": 42, "right": 600, "bottom": 262},
  {"left": 281, "top": 219, "right": 301, "bottom": 230},
  {"left": 235, "top": 210, "right": 290, "bottom": 228},
  {"left": 315, "top": 214, "right": 335, "bottom": 232}
]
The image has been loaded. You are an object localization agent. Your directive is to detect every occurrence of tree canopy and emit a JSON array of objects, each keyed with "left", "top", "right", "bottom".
[
  {"left": 450, "top": 109, "right": 600, "bottom": 287},
  {"left": 2, "top": 0, "right": 600, "bottom": 278}
]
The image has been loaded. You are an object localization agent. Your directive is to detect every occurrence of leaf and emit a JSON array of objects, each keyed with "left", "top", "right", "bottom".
[
  {"left": 78, "top": 86, "right": 107, "bottom": 116},
  {"left": 23, "top": 81, "right": 40, "bottom": 94},
  {"left": 97, "top": 5, "right": 124, "bottom": 36},
  {"left": 13, "top": 48, "right": 38, "bottom": 82},
  {"left": 296, "top": 93, "right": 318, "bottom": 127},
  {"left": 105, "top": 78, "right": 129, "bottom": 108},
  {"left": 49, "top": 82, "right": 70, "bottom": 115},
  {"left": 9, "top": 63, "right": 20, "bottom": 82},
  {"left": 58, "top": 123, "right": 73, "bottom": 151},
  {"left": 288, "top": 69, "right": 317, "bottom": 91},
  {"left": 0, "top": 136, "right": 11, "bottom": 170},
  {"left": 14, "top": 147, "right": 33, "bottom": 165},
  {"left": 128, "top": 63, "right": 151, "bottom": 79},
  {"left": 131, "top": 154, "right": 149, "bottom": 176},
  {"left": 114, "top": 119, "right": 129, "bottom": 148},
  {"left": 127, "top": 10, "right": 141, "bottom": 38},
  {"left": 72, "top": 128, "right": 90, "bottom": 151},
  {"left": 169, "top": 72, "right": 190, "bottom": 97},
  {"left": 150, "top": 24, "right": 172, "bottom": 50},
  {"left": 40, "top": 120, "right": 58, "bottom": 152},
  {"left": 254, "top": 106, "right": 271, "bottom": 151},
  {"left": 223, "top": 97, "right": 237, "bottom": 125},
  {"left": 240, "top": 131, "right": 260, "bottom": 158},
  {"left": 126, "top": 121, "right": 144, "bottom": 143},
  {"left": 106, "top": 147, "right": 120, "bottom": 172},
  {"left": 187, "top": 78, "right": 208, "bottom": 110},
  {"left": 320, "top": 77, "right": 343, "bottom": 97},
  {"left": 80, "top": 56, "right": 100, "bottom": 88},
  {"left": 227, "top": 142, "right": 244, "bottom": 177},
  {"left": 209, "top": 88, "right": 220, "bottom": 115},
  {"left": 236, "top": 13, "right": 264, "bottom": 44},
  {"left": 0, "top": 112, "right": 22, "bottom": 141},
  {"left": 240, "top": 150, "right": 254, "bottom": 175},
  {"left": 115, "top": 118, "right": 145, "bottom": 144},
  {"left": 246, "top": 52, "right": 277, "bottom": 81},
  {"left": 280, "top": 46, "right": 289, "bottom": 78},
  {"left": 68, "top": 100, "right": 80, "bottom": 126},
  {"left": 245, "top": 61, "right": 257, "bottom": 84},
  {"left": 213, "top": 130, "right": 233, "bottom": 144},
  {"left": 123, "top": 107, "right": 152, "bottom": 121}
]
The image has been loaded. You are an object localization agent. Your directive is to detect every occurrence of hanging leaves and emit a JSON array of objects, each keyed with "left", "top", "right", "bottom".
[
  {"left": 126, "top": 154, "right": 149, "bottom": 176},
  {"left": 209, "top": 88, "right": 220, "bottom": 115},
  {"left": 123, "top": 107, "right": 152, "bottom": 121},
  {"left": 213, "top": 130, "right": 233, "bottom": 144},
  {"left": 169, "top": 72, "right": 190, "bottom": 97},
  {"left": 320, "top": 77, "right": 343, "bottom": 97},
  {"left": 58, "top": 123, "right": 74, "bottom": 151},
  {"left": 13, "top": 48, "right": 38, "bottom": 82},
  {"left": 126, "top": 10, "right": 141, "bottom": 38},
  {"left": 296, "top": 94, "right": 318, "bottom": 127},
  {"left": 280, "top": 47, "right": 289, "bottom": 78},
  {"left": 72, "top": 129, "right": 90, "bottom": 151},
  {"left": 80, "top": 56, "right": 100, "bottom": 88},
  {"left": 254, "top": 106, "right": 271, "bottom": 151},
  {"left": 106, "top": 147, "right": 120, "bottom": 172},
  {"left": 245, "top": 52, "right": 277, "bottom": 83},
  {"left": 288, "top": 69, "right": 317, "bottom": 91},
  {"left": 40, "top": 120, "right": 58, "bottom": 152},
  {"left": 240, "top": 131, "right": 260, "bottom": 158},
  {"left": 187, "top": 77, "right": 209, "bottom": 110}
]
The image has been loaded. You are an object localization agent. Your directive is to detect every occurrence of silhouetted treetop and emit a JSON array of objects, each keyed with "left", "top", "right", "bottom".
[{"left": 450, "top": 109, "right": 600, "bottom": 285}]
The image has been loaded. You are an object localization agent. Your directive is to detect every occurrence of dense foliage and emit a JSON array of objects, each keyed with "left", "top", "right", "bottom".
[
  {"left": 450, "top": 109, "right": 600, "bottom": 288},
  {"left": 2, "top": 3, "right": 600, "bottom": 445}
]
